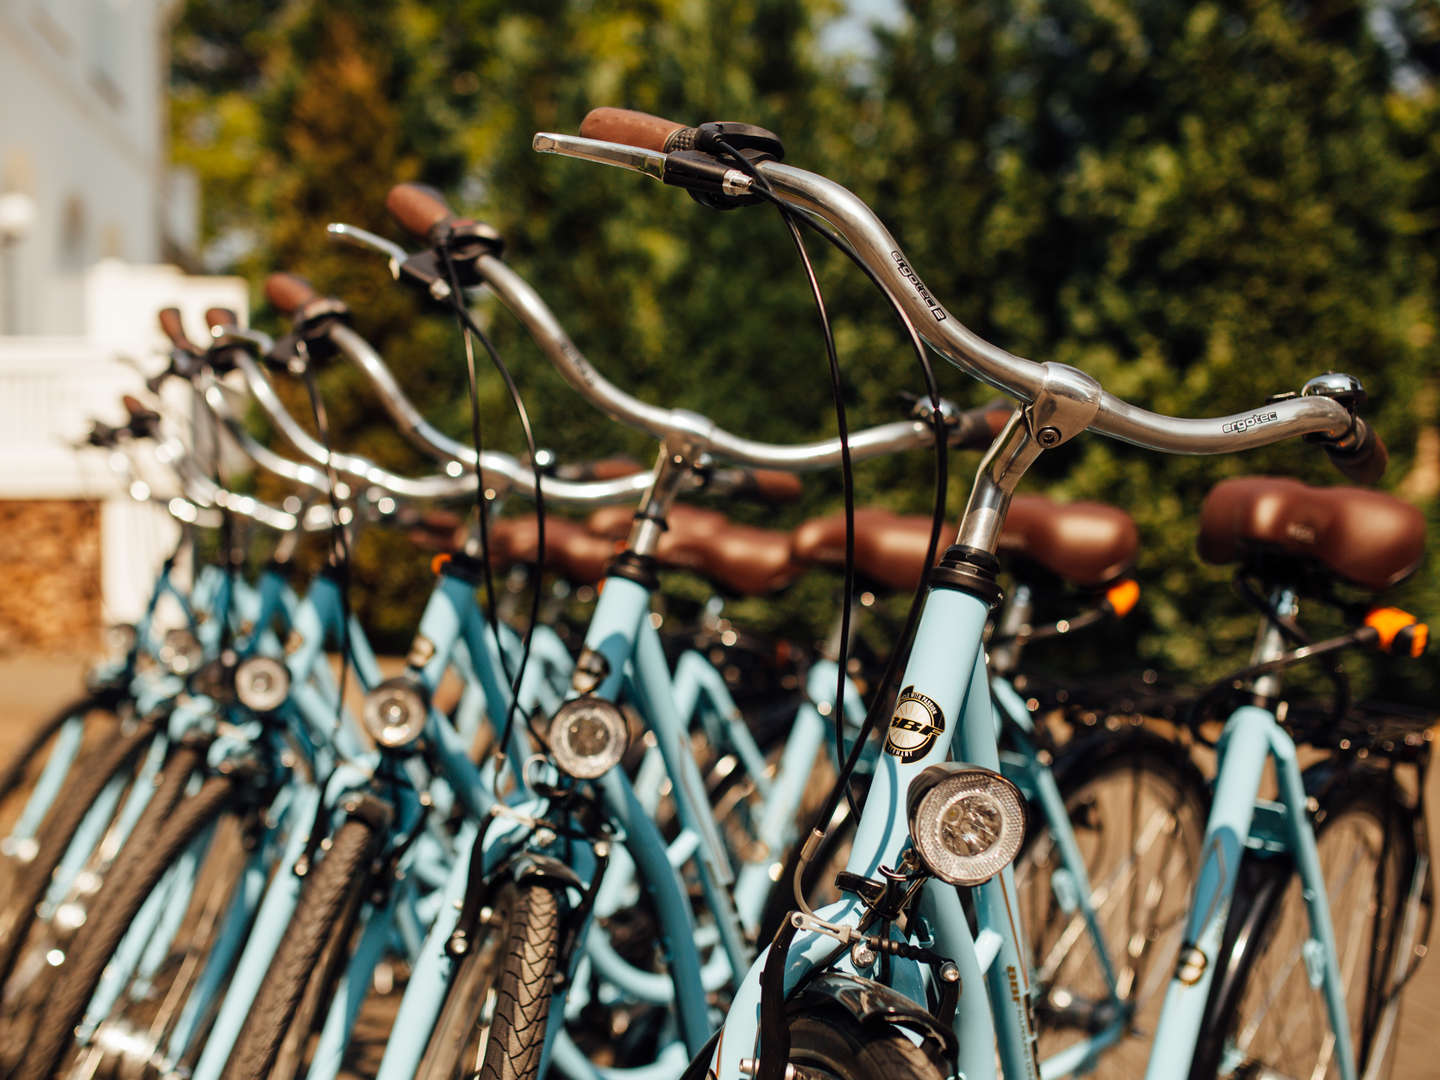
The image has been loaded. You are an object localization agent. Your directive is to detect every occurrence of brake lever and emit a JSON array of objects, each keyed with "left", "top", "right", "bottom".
[
  {"left": 532, "top": 133, "right": 667, "bottom": 182},
  {"left": 326, "top": 222, "right": 410, "bottom": 278}
]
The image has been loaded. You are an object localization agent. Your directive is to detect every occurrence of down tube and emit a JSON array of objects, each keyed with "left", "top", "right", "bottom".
[{"left": 957, "top": 653, "right": 1041, "bottom": 1080}]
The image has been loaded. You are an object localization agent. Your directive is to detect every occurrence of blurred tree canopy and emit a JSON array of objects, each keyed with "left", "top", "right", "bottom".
[{"left": 170, "top": 0, "right": 1440, "bottom": 703}]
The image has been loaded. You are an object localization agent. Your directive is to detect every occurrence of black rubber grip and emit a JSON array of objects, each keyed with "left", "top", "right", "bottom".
[{"left": 1326, "top": 418, "right": 1388, "bottom": 485}]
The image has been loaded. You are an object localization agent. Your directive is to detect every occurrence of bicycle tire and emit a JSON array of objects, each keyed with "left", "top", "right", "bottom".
[
  {"left": 1189, "top": 769, "right": 1415, "bottom": 1080},
  {"left": 10, "top": 773, "right": 237, "bottom": 1080},
  {"left": 784, "top": 1007, "right": 948, "bottom": 1080},
  {"left": 416, "top": 879, "right": 562, "bottom": 1080},
  {"left": 268, "top": 846, "right": 371, "bottom": 1080},
  {"left": 73, "top": 812, "right": 254, "bottom": 1080},
  {"left": 1014, "top": 726, "right": 1209, "bottom": 1079},
  {"left": 219, "top": 815, "right": 380, "bottom": 1080},
  {"left": 0, "top": 719, "right": 159, "bottom": 996}
]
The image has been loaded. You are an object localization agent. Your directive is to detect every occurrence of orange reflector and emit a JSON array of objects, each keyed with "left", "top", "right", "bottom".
[
  {"left": 1364, "top": 607, "right": 1429, "bottom": 658},
  {"left": 1105, "top": 579, "right": 1141, "bottom": 618},
  {"left": 431, "top": 553, "right": 451, "bottom": 576}
]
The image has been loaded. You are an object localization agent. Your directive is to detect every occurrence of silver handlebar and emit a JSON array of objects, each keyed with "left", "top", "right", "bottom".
[
  {"left": 201, "top": 316, "right": 654, "bottom": 507},
  {"left": 475, "top": 253, "right": 948, "bottom": 469},
  {"left": 531, "top": 132, "right": 1357, "bottom": 454},
  {"left": 320, "top": 324, "right": 653, "bottom": 505}
]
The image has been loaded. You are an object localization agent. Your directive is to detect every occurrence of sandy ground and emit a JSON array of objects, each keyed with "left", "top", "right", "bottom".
[{"left": 1, "top": 653, "right": 1436, "bottom": 1077}]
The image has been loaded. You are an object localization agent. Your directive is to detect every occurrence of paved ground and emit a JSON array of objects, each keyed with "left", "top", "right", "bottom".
[{"left": 2, "top": 654, "right": 1437, "bottom": 1077}]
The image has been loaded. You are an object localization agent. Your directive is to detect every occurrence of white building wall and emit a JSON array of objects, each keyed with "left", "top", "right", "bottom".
[
  {"left": 0, "top": 3, "right": 250, "bottom": 628},
  {"left": 0, "top": 0, "right": 170, "bottom": 336}
]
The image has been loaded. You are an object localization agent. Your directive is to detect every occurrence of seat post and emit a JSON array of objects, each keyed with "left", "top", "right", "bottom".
[{"left": 1250, "top": 587, "right": 1299, "bottom": 700}]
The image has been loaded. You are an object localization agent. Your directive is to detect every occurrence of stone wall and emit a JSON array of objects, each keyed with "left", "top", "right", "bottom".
[{"left": 0, "top": 499, "right": 100, "bottom": 654}]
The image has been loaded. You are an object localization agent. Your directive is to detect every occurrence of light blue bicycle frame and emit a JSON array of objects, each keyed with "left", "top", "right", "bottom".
[
  {"left": 712, "top": 582, "right": 1040, "bottom": 1080},
  {"left": 1144, "top": 594, "right": 1357, "bottom": 1080}
]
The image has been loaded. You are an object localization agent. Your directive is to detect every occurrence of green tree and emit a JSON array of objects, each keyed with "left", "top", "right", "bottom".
[{"left": 169, "top": 0, "right": 1440, "bottom": 706}]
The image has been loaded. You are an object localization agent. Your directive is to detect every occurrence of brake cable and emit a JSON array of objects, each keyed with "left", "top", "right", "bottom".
[
  {"left": 709, "top": 136, "right": 949, "bottom": 914},
  {"left": 296, "top": 346, "right": 354, "bottom": 745},
  {"left": 435, "top": 243, "right": 549, "bottom": 764},
  {"left": 290, "top": 339, "right": 362, "bottom": 877}
]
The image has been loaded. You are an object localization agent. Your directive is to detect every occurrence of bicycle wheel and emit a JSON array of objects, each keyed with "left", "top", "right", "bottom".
[
  {"left": 0, "top": 719, "right": 160, "bottom": 997},
  {"left": 9, "top": 773, "right": 237, "bottom": 1080},
  {"left": 0, "top": 694, "right": 122, "bottom": 814},
  {"left": 1191, "top": 771, "right": 1414, "bottom": 1080},
  {"left": 416, "top": 879, "right": 562, "bottom": 1080},
  {"left": 66, "top": 811, "right": 254, "bottom": 1080},
  {"left": 1014, "top": 727, "right": 1209, "bottom": 1078},
  {"left": 219, "top": 814, "right": 381, "bottom": 1080},
  {"left": 784, "top": 1007, "right": 948, "bottom": 1080}
]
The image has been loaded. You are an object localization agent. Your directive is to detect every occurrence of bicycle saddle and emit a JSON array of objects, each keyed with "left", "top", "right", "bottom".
[
  {"left": 590, "top": 505, "right": 802, "bottom": 595},
  {"left": 1197, "top": 475, "right": 1424, "bottom": 591},
  {"left": 499, "top": 515, "right": 618, "bottom": 586},
  {"left": 793, "top": 497, "right": 1140, "bottom": 591}
]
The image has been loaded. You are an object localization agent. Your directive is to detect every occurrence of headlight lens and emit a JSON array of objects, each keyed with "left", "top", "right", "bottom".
[
  {"left": 234, "top": 656, "right": 290, "bottom": 713},
  {"left": 159, "top": 628, "right": 203, "bottom": 676},
  {"left": 362, "top": 677, "right": 429, "bottom": 750},
  {"left": 906, "top": 764, "right": 1026, "bottom": 886},
  {"left": 548, "top": 697, "right": 628, "bottom": 780},
  {"left": 103, "top": 623, "right": 137, "bottom": 659}
]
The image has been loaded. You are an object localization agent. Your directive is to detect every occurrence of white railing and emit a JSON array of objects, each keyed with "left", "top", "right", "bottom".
[{"left": 0, "top": 337, "right": 136, "bottom": 498}]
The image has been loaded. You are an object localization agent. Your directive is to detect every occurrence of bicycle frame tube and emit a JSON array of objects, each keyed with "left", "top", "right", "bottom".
[
  {"left": 1144, "top": 704, "right": 1357, "bottom": 1080},
  {"left": 991, "top": 678, "right": 1129, "bottom": 1078},
  {"left": 712, "top": 583, "right": 1041, "bottom": 1080},
  {"left": 573, "top": 571, "right": 715, "bottom": 1053}
]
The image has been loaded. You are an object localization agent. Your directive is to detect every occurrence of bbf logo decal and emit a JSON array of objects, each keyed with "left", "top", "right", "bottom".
[{"left": 884, "top": 685, "right": 945, "bottom": 762}]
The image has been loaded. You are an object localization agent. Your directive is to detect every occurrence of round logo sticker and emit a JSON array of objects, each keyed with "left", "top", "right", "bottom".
[{"left": 884, "top": 685, "right": 945, "bottom": 762}]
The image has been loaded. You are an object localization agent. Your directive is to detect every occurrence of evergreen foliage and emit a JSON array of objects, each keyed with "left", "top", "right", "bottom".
[{"left": 169, "top": 0, "right": 1439, "bottom": 703}]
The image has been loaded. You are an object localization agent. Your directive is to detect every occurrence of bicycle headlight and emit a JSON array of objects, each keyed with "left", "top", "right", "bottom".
[
  {"left": 906, "top": 764, "right": 1026, "bottom": 886},
  {"left": 548, "top": 697, "right": 628, "bottom": 780},
  {"left": 362, "top": 677, "right": 429, "bottom": 750},
  {"left": 234, "top": 656, "right": 290, "bottom": 713},
  {"left": 103, "top": 623, "right": 137, "bottom": 658},
  {"left": 159, "top": 628, "right": 203, "bottom": 676}
]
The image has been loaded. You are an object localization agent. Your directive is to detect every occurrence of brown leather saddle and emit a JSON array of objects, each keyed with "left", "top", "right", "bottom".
[
  {"left": 585, "top": 505, "right": 799, "bottom": 596},
  {"left": 792, "top": 495, "right": 1139, "bottom": 591},
  {"left": 1197, "top": 476, "right": 1424, "bottom": 591}
]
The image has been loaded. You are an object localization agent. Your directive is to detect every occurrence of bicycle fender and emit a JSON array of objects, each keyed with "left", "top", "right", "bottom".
[
  {"left": 500, "top": 851, "right": 584, "bottom": 895},
  {"left": 789, "top": 972, "right": 956, "bottom": 1056}
]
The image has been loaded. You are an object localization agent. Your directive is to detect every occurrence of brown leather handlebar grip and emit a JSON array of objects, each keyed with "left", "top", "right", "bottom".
[
  {"left": 386, "top": 183, "right": 455, "bottom": 240},
  {"left": 204, "top": 307, "right": 238, "bottom": 332},
  {"left": 157, "top": 308, "right": 197, "bottom": 352},
  {"left": 981, "top": 401, "right": 1013, "bottom": 437},
  {"left": 579, "top": 107, "right": 690, "bottom": 152},
  {"left": 580, "top": 457, "right": 645, "bottom": 481},
  {"left": 265, "top": 273, "right": 319, "bottom": 316},
  {"left": 741, "top": 469, "right": 803, "bottom": 503}
]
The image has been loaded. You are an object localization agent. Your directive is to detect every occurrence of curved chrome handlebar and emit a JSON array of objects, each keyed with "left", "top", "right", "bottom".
[
  {"left": 532, "top": 132, "right": 1357, "bottom": 455},
  {"left": 475, "top": 254, "right": 951, "bottom": 469}
]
